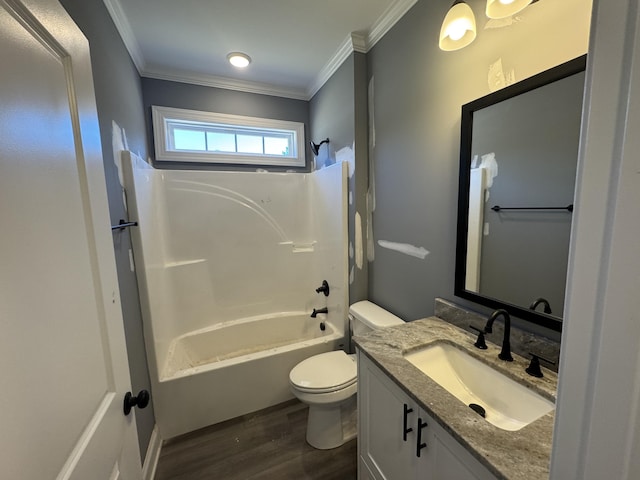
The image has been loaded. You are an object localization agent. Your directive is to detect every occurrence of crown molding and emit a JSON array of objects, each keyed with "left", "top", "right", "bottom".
[
  {"left": 141, "top": 68, "right": 309, "bottom": 101},
  {"left": 351, "top": 32, "right": 368, "bottom": 53},
  {"left": 307, "top": 0, "right": 418, "bottom": 99},
  {"left": 307, "top": 33, "right": 367, "bottom": 99},
  {"left": 367, "top": 0, "right": 419, "bottom": 50},
  {"left": 104, "top": 0, "right": 417, "bottom": 101},
  {"left": 102, "top": 0, "right": 145, "bottom": 73}
]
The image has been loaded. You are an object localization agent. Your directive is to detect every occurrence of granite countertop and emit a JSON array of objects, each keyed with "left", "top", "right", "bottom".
[{"left": 353, "top": 316, "right": 558, "bottom": 480}]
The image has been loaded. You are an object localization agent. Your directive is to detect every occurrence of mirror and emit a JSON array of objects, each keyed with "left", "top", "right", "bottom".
[{"left": 455, "top": 55, "right": 587, "bottom": 331}]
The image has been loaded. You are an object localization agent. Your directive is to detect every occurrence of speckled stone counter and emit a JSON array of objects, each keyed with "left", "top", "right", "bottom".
[{"left": 354, "top": 316, "right": 558, "bottom": 480}]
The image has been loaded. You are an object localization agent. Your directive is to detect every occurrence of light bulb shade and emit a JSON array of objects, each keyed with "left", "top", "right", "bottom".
[
  {"left": 485, "top": 0, "right": 532, "bottom": 19},
  {"left": 439, "top": 2, "right": 477, "bottom": 51}
]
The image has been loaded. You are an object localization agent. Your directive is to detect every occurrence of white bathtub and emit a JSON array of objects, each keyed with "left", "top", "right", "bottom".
[
  {"left": 162, "top": 312, "right": 340, "bottom": 379},
  {"left": 153, "top": 313, "right": 344, "bottom": 438},
  {"left": 122, "top": 153, "right": 349, "bottom": 439}
]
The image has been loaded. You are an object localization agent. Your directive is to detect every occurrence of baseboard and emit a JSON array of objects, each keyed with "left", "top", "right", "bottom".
[{"left": 142, "top": 425, "right": 162, "bottom": 480}]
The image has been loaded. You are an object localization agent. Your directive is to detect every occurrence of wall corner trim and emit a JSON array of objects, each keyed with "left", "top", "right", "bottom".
[
  {"left": 351, "top": 33, "right": 367, "bottom": 53},
  {"left": 142, "top": 425, "right": 162, "bottom": 480}
]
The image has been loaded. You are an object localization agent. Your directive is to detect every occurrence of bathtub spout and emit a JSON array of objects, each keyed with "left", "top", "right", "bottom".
[{"left": 311, "top": 307, "right": 328, "bottom": 318}]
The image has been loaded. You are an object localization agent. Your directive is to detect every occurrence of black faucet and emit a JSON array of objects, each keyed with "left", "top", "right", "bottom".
[
  {"left": 311, "top": 307, "right": 328, "bottom": 318},
  {"left": 484, "top": 309, "right": 513, "bottom": 362},
  {"left": 315, "top": 280, "right": 330, "bottom": 296},
  {"left": 469, "top": 325, "right": 488, "bottom": 349},
  {"left": 525, "top": 352, "right": 556, "bottom": 378},
  {"left": 529, "top": 297, "right": 552, "bottom": 314}
]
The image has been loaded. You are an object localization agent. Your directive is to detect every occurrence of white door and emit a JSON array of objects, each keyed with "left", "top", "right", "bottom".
[{"left": 0, "top": 0, "right": 142, "bottom": 479}]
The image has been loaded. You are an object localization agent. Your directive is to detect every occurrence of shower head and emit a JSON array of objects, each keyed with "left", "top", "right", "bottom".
[{"left": 309, "top": 138, "right": 330, "bottom": 156}]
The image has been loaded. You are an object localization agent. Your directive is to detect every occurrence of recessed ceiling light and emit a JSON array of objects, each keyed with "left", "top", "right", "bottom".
[{"left": 227, "top": 52, "right": 251, "bottom": 68}]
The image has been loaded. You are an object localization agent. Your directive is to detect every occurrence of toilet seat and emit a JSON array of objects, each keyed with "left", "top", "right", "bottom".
[{"left": 289, "top": 351, "right": 357, "bottom": 394}]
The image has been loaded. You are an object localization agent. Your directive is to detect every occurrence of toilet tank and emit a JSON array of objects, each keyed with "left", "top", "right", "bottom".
[{"left": 349, "top": 300, "right": 404, "bottom": 337}]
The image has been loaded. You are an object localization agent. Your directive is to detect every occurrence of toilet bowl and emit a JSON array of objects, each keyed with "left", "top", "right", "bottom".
[
  {"left": 289, "top": 350, "right": 357, "bottom": 449},
  {"left": 289, "top": 301, "right": 404, "bottom": 449}
]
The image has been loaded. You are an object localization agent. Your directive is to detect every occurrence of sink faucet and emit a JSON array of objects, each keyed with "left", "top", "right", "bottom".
[
  {"left": 484, "top": 309, "right": 513, "bottom": 362},
  {"left": 529, "top": 297, "right": 552, "bottom": 314},
  {"left": 311, "top": 307, "right": 328, "bottom": 318}
]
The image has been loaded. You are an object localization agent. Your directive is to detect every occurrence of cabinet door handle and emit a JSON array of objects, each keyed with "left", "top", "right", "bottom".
[
  {"left": 403, "top": 404, "right": 414, "bottom": 441},
  {"left": 416, "top": 417, "right": 428, "bottom": 457}
]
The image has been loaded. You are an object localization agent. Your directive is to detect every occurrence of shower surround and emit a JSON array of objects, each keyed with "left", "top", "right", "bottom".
[{"left": 122, "top": 152, "right": 348, "bottom": 438}]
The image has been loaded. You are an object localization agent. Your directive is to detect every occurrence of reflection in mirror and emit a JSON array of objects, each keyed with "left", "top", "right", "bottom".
[{"left": 455, "top": 56, "right": 587, "bottom": 331}]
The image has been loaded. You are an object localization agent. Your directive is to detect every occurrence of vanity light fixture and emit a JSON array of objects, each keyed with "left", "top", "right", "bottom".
[
  {"left": 439, "top": 1, "right": 477, "bottom": 51},
  {"left": 227, "top": 52, "right": 251, "bottom": 68},
  {"left": 440, "top": 0, "right": 539, "bottom": 51},
  {"left": 486, "top": 0, "right": 533, "bottom": 19}
]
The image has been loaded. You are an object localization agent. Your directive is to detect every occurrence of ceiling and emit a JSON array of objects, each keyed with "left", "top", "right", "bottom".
[{"left": 103, "top": 0, "right": 419, "bottom": 100}]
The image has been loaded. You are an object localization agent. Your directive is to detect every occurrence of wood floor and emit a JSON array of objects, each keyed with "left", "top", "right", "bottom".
[{"left": 155, "top": 400, "right": 358, "bottom": 480}]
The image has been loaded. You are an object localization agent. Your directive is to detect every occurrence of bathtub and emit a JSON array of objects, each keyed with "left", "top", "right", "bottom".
[
  {"left": 163, "top": 312, "right": 341, "bottom": 379},
  {"left": 153, "top": 313, "right": 345, "bottom": 438},
  {"left": 122, "top": 152, "right": 349, "bottom": 439}
]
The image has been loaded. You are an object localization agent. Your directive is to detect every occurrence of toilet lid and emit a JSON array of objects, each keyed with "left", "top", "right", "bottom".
[{"left": 289, "top": 351, "right": 357, "bottom": 393}]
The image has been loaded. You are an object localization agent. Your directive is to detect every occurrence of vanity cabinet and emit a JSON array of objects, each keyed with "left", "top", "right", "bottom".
[{"left": 358, "top": 351, "right": 497, "bottom": 480}]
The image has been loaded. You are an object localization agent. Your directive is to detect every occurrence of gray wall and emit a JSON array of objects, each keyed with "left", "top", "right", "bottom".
[
  {"left": 364, "top": 0, "right": 588, "bottom": 336},
  {"left": 141, "top": 78, "right": 310, "bottom": 171},
  {"left": 59, "top": 0, "right": 155, "bottom": 461},
  {"left": 309, "top": 52, "right": 369, "bottom": 304},
  {"left": 367, "top": 0, "right": 462, "bottom": 321}
]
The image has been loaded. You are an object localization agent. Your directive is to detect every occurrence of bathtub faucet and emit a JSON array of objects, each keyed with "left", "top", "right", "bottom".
[{"left": 311, "top": 307, "right": 328, "bottom": 318}]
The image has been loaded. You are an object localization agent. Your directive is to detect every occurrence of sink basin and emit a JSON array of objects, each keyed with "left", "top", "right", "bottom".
[{"left": 404, "top": 342, "right": 554, "bottom": 431}]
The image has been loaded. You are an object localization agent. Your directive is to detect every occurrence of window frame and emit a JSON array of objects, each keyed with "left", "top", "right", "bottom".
[{"left": 152, "top": 106, "right": 306, "bottom": 167}]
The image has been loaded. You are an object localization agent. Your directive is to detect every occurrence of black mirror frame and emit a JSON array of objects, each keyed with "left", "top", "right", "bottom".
[{"left": 454, "top": 55, "right": 587, "bottom": 332}]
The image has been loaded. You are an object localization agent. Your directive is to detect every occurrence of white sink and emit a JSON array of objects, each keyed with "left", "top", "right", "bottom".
[{"left": 404, "top": 342, "right": 554, "bottom": 431}]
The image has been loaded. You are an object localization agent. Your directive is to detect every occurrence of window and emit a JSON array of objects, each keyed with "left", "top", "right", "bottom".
[{"left": 152, "top": 106, "right": 305, "bottom": 167}]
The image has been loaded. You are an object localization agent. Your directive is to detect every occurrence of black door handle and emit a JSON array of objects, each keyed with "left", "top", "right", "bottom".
[
  {"left": 123, "top": 390, "right": 150, "bottom": 415},
  {"left": 403, "top": 404, "right": 414, "bottom": 441}
]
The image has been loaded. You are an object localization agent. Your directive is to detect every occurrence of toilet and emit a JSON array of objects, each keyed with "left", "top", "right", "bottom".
[{"left": 289, "top": 300, "right": 404, "bottom": 449}]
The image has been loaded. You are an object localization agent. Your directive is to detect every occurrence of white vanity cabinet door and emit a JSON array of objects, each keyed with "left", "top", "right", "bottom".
[
  {"left": 428, "top": 419, "right": 497, "bottom": 480},
  {"left": 358, "top": 351, "right": 497, "bottom": 480},
  {"left": 358, "top": 350, "right": 425, "bottom": 480}
]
